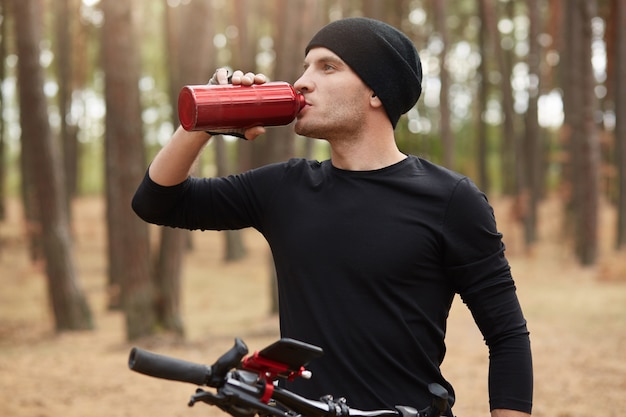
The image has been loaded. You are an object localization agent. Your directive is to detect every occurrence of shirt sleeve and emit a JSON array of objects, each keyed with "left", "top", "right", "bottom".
[
  {"left": 131, "top": 169, "right": 190, "bottom": 227},
  {"left": 131, "top": 163, "right": 286, "bottom": 232},
  {"left": 442, "top": 177, "right": 533, "bottom": 413}
]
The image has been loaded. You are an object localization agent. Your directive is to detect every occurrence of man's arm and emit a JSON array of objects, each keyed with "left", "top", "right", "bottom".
[
  {"left": 148, "top": 69, "right": 266, "bottom": 187},
  {"left": 147, "top": 127, "right": 212, "bottom": 186},
  {"left": 441, "top": 179, "right": 533, "bottom": 415}
]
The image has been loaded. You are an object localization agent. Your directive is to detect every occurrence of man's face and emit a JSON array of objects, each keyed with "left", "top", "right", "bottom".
[{"left": 293, "top": 47, "right": 374, "bottom": 140}]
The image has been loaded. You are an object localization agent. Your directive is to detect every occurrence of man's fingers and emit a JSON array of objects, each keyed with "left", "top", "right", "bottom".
[
  {"left": 216, "top": 68, "right": 229, "bottom": 85},
  {"left": 232, "top": 71, "right": 266, "bottom": 86},
  {"left": 253, "top": 73, "right": 267, "bottom": 84},
  {"left": 232, "top": 71, "right": 255, "bottom": 85},
  {"left": 209, "top": 68, "right": 229, "bottom": 85},
  {"left": 240, "top": 72, "right": 256, "bottom": 85},
  {"left": 231, "top": 70, "right": 244, "bottom": 84},
  {"left": 211, "top": 69, "right": 267, "bottom": 86},
  {"left": 244, "top": 126, "right": 266, "bottom": 140}
]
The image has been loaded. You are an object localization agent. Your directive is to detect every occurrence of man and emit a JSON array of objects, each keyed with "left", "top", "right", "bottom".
[{"left": 132, "top": 18, "right": 533, "bottom": 417}]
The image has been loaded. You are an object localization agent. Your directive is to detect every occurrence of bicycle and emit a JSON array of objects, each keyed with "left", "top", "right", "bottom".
[{"left": 128, "top": 337, "right": 451, "bottom": 417}]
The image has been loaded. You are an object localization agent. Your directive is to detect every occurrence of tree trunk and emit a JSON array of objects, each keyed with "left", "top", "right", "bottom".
[
  {"left": 101, "top": 0, "right": 154, "bottom": 339},
  {"left": 13, "top": 0, "right": 93, "bottom": 331},
  {"left": 214, "top": 135, "right": 247, "bottom": 261},
  {"left": 563, "top": 0, "right": 599, "bottom": 265},
  {"left": 493, "top": 0, "right": 517, "bottom": 195},
  {"left": 234, "top": 0, "right": 261, "bottom": 174},
  {"left": 434, "top": 0, "right": 453, "bottom": 169},
  {"left": 575, "top": 0, "right": 600, "bottom": 265},
  {"left": 0, "top": 0, "right": 6, "bottom": 221},
  {"left": 258, "top": 0, "right": 302, "bottom": 166},
  {"left": 154, "top": 0, "right": 189, "bottom": 338},
  {"left": 54, "top": 0, "right": 78, "bottom": 218},
  {"left": 615, "top": 0, "right": 626, "bottom": 248},
  {"left": 11, "top": 0, "right": 42, "bottom": 262},
  {"left": 476, "top": 0, "right": 491, "bottom": 193},
  {"left": 522, "top": 0, "right": 543, "bottom": 246},
  {"left": 154, "top": 227, "right": 185, "bottom": 336}
]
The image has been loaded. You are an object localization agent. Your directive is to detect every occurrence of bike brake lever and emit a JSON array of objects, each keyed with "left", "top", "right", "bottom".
[
  {"left": 189, "top": 388, "right": 217, "bottom": 407},
  {"left": 190, "top": 385, "right": 288, "bottom": 417}
]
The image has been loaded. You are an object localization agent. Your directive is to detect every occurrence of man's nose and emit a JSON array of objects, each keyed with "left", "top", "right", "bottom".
[{"left": 293, "top": 73, "right": 311, "bottom": 93}]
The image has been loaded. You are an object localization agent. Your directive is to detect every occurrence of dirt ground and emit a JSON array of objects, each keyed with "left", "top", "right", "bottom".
[{"left": 0, "top": 196, "right": 625, "bottom": 417}]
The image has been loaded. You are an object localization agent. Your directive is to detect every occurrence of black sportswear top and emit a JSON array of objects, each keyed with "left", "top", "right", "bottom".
[{"left": 132, "top": 155, "right": 533, "bottom": 414}]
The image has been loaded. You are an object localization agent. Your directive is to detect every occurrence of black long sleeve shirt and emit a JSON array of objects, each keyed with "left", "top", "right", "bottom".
[{"left": 132, "top": 155, "right": 533, "bottom": 414}]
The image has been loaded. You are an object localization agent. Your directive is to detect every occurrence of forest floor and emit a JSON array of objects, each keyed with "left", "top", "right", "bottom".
[{"left": 0, "top": 195, "right": 625, "bottom": 417}]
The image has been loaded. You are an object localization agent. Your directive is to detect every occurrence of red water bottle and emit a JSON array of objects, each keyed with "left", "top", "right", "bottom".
[{"left": 178, "top": 82, "right": 306, "bottom": 131}]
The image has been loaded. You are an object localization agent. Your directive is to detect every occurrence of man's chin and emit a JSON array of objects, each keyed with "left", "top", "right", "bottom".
[
  {"left": 295, "top": 120, "right": 327, "bottom": 140},
  {"left": 294, "top": 121, "right": 310, "bottom": 137}
]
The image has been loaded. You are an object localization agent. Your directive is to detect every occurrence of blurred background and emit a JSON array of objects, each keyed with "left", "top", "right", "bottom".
[{"left": 0, "top": 1, "right": 625, "bottom": 415}]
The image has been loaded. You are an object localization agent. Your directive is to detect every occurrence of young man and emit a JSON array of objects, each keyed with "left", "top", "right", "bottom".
[{"left": 133, "top": 18, "right": 533, "bottom": 417}]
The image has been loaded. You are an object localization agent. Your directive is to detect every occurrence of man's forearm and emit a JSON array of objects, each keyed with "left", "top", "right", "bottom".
[{"left": 148, "top": 127, "right": 211, "bottom": 186}]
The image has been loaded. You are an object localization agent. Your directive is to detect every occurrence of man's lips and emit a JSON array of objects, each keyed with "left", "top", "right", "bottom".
[{"left": 297, "top": 101, "right": 311, "bottom": 118}]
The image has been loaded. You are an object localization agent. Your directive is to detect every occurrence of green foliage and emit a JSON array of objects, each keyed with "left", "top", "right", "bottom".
[{"left": 0, "top": 0, "right": 619, "bottom": 229}]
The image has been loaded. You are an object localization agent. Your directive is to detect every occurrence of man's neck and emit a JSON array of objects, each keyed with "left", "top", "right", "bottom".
[{"left": 329, "top": 134, "right": 406, "bottom": 171}]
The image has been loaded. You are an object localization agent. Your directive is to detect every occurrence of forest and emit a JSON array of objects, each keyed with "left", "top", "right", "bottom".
[
  {"left": 1, "top": 0, "right": 625, "bottom": 334},
  {"left": 0, "top": 0, "right": 625, "bottom": 416}
]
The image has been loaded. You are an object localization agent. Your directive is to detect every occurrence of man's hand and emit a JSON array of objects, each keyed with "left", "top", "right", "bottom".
[
  {"left": 206, "top": 68, "right": 267, "bottom": 140},
  {"left": 231, "top": 69, "right": 267, "bottom": 86},
  {"left": 209, "top": 68, "right": 267, "bottom": 86}
]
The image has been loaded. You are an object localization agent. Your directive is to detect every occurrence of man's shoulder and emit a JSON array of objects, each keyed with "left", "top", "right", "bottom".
[
  {"left": 285, "top": 157, "right": 326, "bottom": 169},
  {"left": 248, "top": 158, "right": 328, "bottom": 185},
  {"left": 256, "top": 157, "right": 325, "bottom": 171},
  {"left": 406, "top": 155, "right": 467, "bottom": 183}
]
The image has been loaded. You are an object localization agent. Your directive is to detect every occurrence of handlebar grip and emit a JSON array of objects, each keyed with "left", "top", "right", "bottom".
[{"left": 129, "top": 347, "right": 211, "bottom": 386}]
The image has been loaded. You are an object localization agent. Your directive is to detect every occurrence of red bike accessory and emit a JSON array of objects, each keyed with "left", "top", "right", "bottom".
[
  {"left": 241, "top": 351, "right": 308, "bottom": 382},
  {"left": 260, "top": 380, "right": 275, "bottom": 404}
]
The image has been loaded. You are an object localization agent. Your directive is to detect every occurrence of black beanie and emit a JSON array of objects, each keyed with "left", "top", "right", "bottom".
[{"left": 305, "top": 17, "right": 422, "bottom": 128}]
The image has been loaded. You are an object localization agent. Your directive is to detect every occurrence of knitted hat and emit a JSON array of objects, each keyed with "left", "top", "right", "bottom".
[{"left": 305, "top": 17, "right": 422, "bottom": 128}]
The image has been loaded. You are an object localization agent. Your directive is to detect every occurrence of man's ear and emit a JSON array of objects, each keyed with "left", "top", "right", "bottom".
[{"left": 370, "top": 93, "right": 383, "bottom": 108}]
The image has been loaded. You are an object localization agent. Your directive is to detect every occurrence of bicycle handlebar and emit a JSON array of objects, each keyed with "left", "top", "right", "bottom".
[
  {"left": 130, "top": 337, "right": 249, "bottom": 387},
  {"left": 128, "top": 338, "right": 450, "bottom": 417},
  {"left": 129, "top": 347, "right": 212, "bottom": 386}
]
